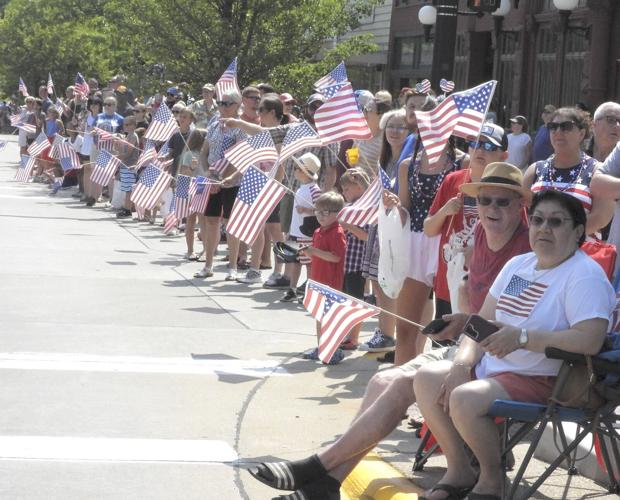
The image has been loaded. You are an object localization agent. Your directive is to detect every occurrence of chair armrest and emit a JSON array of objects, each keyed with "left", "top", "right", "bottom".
[{"left": 545, "top": 347, "right": 620, "bottom": 376}]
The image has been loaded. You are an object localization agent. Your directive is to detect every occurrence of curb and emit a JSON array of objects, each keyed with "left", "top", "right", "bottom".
[{"left": 341, "top": 452, "right": 423, "bottom": 499}]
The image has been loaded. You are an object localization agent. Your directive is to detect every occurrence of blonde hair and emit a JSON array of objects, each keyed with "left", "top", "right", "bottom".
[
  {"left": 315, "top": 191, "right": 345, "bottom": 212},
  {"left": 340, "top": 168, "right": 370, "bottom": 190}
]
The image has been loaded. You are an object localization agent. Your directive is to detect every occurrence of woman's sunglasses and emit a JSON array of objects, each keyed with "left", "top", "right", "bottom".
[
  {"left": 529, "top": 214, "right": 572, "bottom": 228},
  {"left": 546, "top": 121, "right": 579, "bottom": 132},
  {"left": 217, "top": 101, "right": 235, "bottom": 107},
  {"left": 468, "top": 140, "right": 500, "bottom": 152}
]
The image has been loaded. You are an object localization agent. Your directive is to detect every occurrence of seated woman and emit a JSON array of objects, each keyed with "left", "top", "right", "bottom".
[{"left": 413, "top": 189, "right": 616, "bottom": 500}]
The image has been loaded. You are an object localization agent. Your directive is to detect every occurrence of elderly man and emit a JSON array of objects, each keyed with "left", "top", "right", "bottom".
[
  {"left": 245, "top": 162, "right": 531, "bottom": 500},
  {"left": 189, "top": 83, "right": 217, "bottom": 128}
]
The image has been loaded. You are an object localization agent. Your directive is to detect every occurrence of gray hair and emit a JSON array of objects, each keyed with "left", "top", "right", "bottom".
[
  {"left": 221, "top": 90, "right": 242, "bottom": 104},
  {"left": 379, "top": 108, "right": 406, "bottom": 130},
  {"left": 593, "top": 101, "right": 620, "bottom": 122}
]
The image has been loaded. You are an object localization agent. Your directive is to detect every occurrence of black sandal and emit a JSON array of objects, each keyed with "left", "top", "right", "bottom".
[
  {"left": 247, "top": 455, "right": 327, "bottom": 491},
  {"left": 420, "top": 483, "right": 474, "bottom": 500}
]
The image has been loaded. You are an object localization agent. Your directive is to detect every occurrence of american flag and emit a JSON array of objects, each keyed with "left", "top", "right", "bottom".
[
  {"left": 49, "top": 134, "right": 67, "bottom": 159},
  {"left": 189, "top": 177, "right": 212, "bottom": 214},
  {"left": 224, "top": 131, "right": 278, "bottom": 174},
  {"left": 171, "top": 174, "right": 192, "bottom": 220},
  {"left": 280, "top": 122, "right": 323, "bottom": 161},
  {"left": 16, "top": 123, "right": 36, "bottom": 134},
  {"left": 144, "top": 103, "right": 179, "bottom": 142},
  {"left": 313, "top": 83, "right": 372, "bottom": 144},
  {"left": 440, "top": 78, "right": 455, "bottom": 93},
  {"left": 18, "top": 77, "right": 28, "bottom": 97},
  {"left": 130, "top": 164, "right": 173, "bottom": 210},
  {"left": 158, "top": 141, "right": 169, "bottom": 158},
  {"left": 415, "top": 79, "right": 431, "bottom": 94},
  {"left": 74, "top": 72, "right": 90, "bottom": 99},
  {"left": 163, "top": 197, "right": 178, "bottom": 234},
  {"left": 47, "top": 73, "right": 54, "bottom": 95},
  {"left": 227, "top": 166, "right": 286, "bottom": 245},
  {"left": 59, "top": 155, "right": 79, "bottom": 172},
  {"left": 94, "top": 127, "right": 133, "bottom": 151},
  {"left": 15, "top": 155, "right": 36, "bottom": 182},
  {"left": 215, "top": 57, "right": 240, "bottom": 101},
  {"left": 27, "top": 131, "right": 50, "bottom": 157},
  {"left": 136, "top": 141, "right": 158, "bottom": 169},
  {"left": 452, "top": 81, "right": 497, "bottom": 139},
  {"left": 210, "top": 135, "right": 236, "bottom": 176},
  {"left": 314, "top": 61, "right": 348, "bottom": 90},
  {"left": 317, "top": 83, "right": 347, "bottom": 100},
  {"left": 10, "top": 111, "right": 26, "bottom": 126},
  {"left": 303, "top": 280, "right": 379, "bottom": 363},
  {"left": 496, "top": 275, "right": 548, "bottom": 318},
  {"left": 91, "top": 149, "right": 121, "bottom": 186},
  {"left": 338, "top": 168, "right": 391, "bottom": 226}
]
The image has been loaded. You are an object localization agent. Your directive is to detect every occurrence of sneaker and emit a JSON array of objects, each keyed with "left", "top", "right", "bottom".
[
  {"left": 296, "top": 281, "right": 307, "bottom": 295},
  {"left": 225, "top": 268, "right": 238, "bottom": 281},
  {"left": 324, "top": 348, "right": 345, "bottom": 365},
  {"left": 263, "top": 274, "right": 291, "bottom": 289},
  {"left": 116, "top": 208, "right": 132, "bottom": 219},
  {"left": 237, "top": 260, "right": 250, "bottom": 270},
  {"left": 71, "top": 192, "right": 82, "bottom": 199},
  {"left": 85, "top": 197, "right": 96, "bottom": 207},
  {"left": 193, "top": 267, "right": 213, "bottom": 279},
  {"left": 359, "top": 329, "right": 396, "bottom": 353},
  {"left": 364, "top": 294, "right": 376, "bottom": 306},
  {"left": 237, "top": 269, "right": 262, "bottom": 284},
  {"left": 301, "top": 347, "right": 319, "bottom": 360},
  {"left": 280, "top": 288, "right": 298, "bottom": 302}
]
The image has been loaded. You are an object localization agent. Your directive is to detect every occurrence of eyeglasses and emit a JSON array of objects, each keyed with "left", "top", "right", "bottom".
[
  {"left": 546, "top": 121, "right": 579, "bottom": 132},
  {"left": 386, "top": 125, "right": 408, "bottom": 132},
  {"left": 217, "top": 101, "right": 235, "bottom": 107},
  {"left": 529, "top": 214, "right": 572, "bottom": 228},
  {"left": 468, "top": 140, "right": 500, "bottom": 152},
  {"left": 314, "top": 210, "right": 336, "bottom": 217},
  {"left": 477, "top": 196, "right": 514, "bottom": 208},
  {"left": 598, "top": 115, "right": 620, "bottom": 126},
  {"left": 244, "top": 95, "right": 261, "bottom": 101}
]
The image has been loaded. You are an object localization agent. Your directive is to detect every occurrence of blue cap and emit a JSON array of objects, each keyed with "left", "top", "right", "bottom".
[{"left": 166, "top": 87, "right": 178, "bottom": 95}]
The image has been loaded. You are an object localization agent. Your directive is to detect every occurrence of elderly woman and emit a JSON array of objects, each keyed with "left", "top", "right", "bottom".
[
  {"left": 523, "top": 106, "right": 614, "bottom": 235},
  {"left": 413, "top": 189, "right": 616, "bottom": 500}
]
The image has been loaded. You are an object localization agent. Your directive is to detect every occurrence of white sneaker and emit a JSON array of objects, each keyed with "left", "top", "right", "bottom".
[
  {"left": 237, "top": 269, "right": 262, "bottom": 284},
  {"left": 225, "top": 268, "right": 238, "bottom": 281}
]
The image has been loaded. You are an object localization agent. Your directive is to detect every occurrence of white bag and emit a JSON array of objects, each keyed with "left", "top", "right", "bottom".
[
  {"left": 159, "top": 188, "right": 174, "bottom": 218},
  {"left": 378, "top": 200, "right": 411, "bottom": 299},
  {"left": 111, "top": 179, "right": 124, "bottom": 209},
  {"left": 446, "top": 250, "right": 466, "bottom": 314}
]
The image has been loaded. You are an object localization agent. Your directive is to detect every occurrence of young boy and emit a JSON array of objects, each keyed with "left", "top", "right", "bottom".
[
  {"left": 300, "top": 191, "right": 347, "bottom": 364},
  {"left": 280, "top": 152, "right": 322, "bottom": 302}
]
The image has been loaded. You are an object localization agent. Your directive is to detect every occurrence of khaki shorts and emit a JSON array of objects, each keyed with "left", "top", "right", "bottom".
[
  {"left": 400, "top": 344, "right": 458, "bottom": 372},
  {"left": 279, "top": 192, "right": 294, "bottom": 234}
]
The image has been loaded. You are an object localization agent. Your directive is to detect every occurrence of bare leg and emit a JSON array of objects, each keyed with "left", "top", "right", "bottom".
[
  {"left": 226, "top": 229, "right": 240, "bottom": 272},
  {"left": 373, "top": 280, "right": 396, "bottom": 339},
  {"left": 265, "top": 222, "right": 284, "bottom": 274},
  {"left": 249, "top": 231, "right": 265, "bottom": 271},
  {"left": 285, "top": 262, "right": 302, "bottom": 289},
  {"left": 203, "top": 216, "right": 222, "bottom": 270},
  {"left": 185, "top": 213, "right": 197, "bottom": 255},
  {"left": 395, "top": 278, "right": 432, "bottom": 366}
]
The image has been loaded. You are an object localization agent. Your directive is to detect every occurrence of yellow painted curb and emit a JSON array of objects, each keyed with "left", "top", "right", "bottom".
[{"left": 341, "top": 452, "right": 424, "bottom": 499}]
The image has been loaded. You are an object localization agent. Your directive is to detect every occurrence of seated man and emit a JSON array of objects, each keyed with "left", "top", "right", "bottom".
[{"left": 246, "top": 162, "right": 533, "bottom": 500}]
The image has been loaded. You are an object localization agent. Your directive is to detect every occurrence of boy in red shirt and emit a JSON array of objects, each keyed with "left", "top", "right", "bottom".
[{"left": 300, "top": 191, "right": 347, "bottom": 364}]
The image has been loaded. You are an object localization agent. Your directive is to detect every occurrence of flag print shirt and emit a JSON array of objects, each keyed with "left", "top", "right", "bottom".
[{"left": 477, "top": 250, "right": 615, "bottom": 379}]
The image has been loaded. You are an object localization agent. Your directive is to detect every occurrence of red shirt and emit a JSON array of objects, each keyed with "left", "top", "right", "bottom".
[
  {"left": 310, "top": 222, "right": 347, "bottom": 290},
  {"left": 467, "top": 221, "right": 531, "bottom": 313},
  {"left": 240, "top": 112, "right": 260, "bottom": 124},
  {"left": 428, "top": 169, "right": 478, "bottom": 301}
]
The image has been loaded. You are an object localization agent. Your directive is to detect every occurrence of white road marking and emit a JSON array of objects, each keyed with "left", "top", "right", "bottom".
[
  {"left": 0, "top": 352, "right": 289, "bottom": 377},
  {"left": 0, "top": 436, "right": 237, "bottom": 463}
]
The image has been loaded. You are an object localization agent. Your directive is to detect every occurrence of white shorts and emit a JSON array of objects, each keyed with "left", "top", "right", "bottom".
[{"left": 407, "top": 230, "right": 440, "bottom": 286}]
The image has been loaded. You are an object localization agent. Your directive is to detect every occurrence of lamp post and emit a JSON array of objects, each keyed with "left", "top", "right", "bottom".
[
  {"left": 429, "top": 0, "right": 459, "bottom": 89},
  {"left": 491, "top": 0, "right": 512, "bottom": 79},
  {"left": 552, "top": 0, "right": 579, "bottom": 104}
]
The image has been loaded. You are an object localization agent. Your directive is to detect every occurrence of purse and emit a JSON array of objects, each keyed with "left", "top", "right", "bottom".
[
  {"left": 552, "top": 356, "right": 605, "bottom": 410},
  {"left": 582, "top": 239, "right": 617, "bottom": 281}
]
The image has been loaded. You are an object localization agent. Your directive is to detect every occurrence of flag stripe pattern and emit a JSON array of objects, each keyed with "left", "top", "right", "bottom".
[
  {"left": 452, "top": 81, "right": 496, "bottom": 139},
  {"left": 415, "top": 97, "right": 459, "bottom": 165},
  {"left": 172, "top": 174, "right": 192, "bottom": 220},
  {"left": 496, "top": 275, "right": 548, "bottom": 318},
  {"left": 144, "top": 104, "right": 179, "bottom": 142},
  {"left": 314, "top": 62, "right": 348, "bottom": 90},
  {"left": 303, "top": 280, "right": 379, "bottom": 363},
  {"left": 136, "top": 141, "right": 158, "bottom": 169},
  {"left": 415, "top": 79, "right": 431, "bottom": 94},
  {"left": 10, "top": 111, "right": 26, "bottom": 126},
  {"left": 131, "top": 164, "right": 173, "bottom": 210},
  {"left": 15, "top": 155, "right": 36, "bottom": 182},
  {"left": 16, "top": 123, "right": 36, "bottom": 134},
  {"left": 227, "top": 166, "right": 286, "bottom": 245},
  {"left": 75, "top": 72, "right": 90, "bottom": 99},
  {"left": 280, "top": 122, "right": 323, "bottom": 161},
  {"left": 440, "top": 78, "right": 455, "bottom": 93},
  {"left": 91, "top": 150, "right": 121, "bottom": 186},
  {"left": 18, "top": 77, "right": 28, "bottom": 97},
  {"left": 27, "top": 132, "right": 50, "bottom": 157},
  {"left": 189, "top": 178, "right": 212, "bottom": 214},
  {"left": 338, "top": 168, "right": 391, "bottom": 226},
  {"left": 215, "top": 57, "right": 240, "bottom": 101},
  {"left": 163, "top": 197, "right": 178, "bottom": 234},
  {"left": 47, "top": 73, "right": 54, "bottom": 95},
  {"left": 313, "top": 83, "right": 372, "bottom": 144},
  {"left": 224, "top": 131, "right": 278, "bottom": 174}
]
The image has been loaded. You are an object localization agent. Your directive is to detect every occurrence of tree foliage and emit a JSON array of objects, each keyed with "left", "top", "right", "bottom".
[{"left": 0, "top": 0, "right": 381, "bottom": 99}]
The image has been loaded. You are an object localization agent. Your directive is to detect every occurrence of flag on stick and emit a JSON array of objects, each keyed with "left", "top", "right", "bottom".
[
  {"left": 163, "top": 197, "right": 178, "bottom": 234},
  {"left": 303, "top": 280, "right": 379, "bottom": 363},
  {"left": 16, "top": 123, "right": 36, "bottom": 134},
  {"left": 338, "top": 168, "right": 391, "bottom": 226},
  {"left": 10, "top": 111, "right": 26, "bottom": 127},
  {"left": 18, "top": 77, "right": 29, "bottom": 97},
  {"left": 130, "top": 164, "right": 173, "bottom": 210},
  {"left": 27, "top": 132, "right": 50, "bottom": 157},
  {"left": 224, "top": 131, "right": 278, "bottom": 174},
  {"left": 314, "top": 62, "right": 348, "bottom": 90},
  {"left": 47, "top": 73, "right": 54, "bottom": 95},
  {"left": 15, "top": 155, "right": 36, "bottom": 182},
  {"left": 227, "top": 166, "right": 286, "bottom": 245},
  {"left": 136, "top": 141, "right": 158, "bottom": 169},
  {"left": 91, "top": 150, "right": 121, "bottom": 186},
  {"left": 74, "top": 72, "right": 90, "bottom": 99},
  {"left": 415, "top": 79, "right": 431, "bottom": 94},
  {"left": 144, "top": 104, "right": 178, "bottom": 143},
  {"left": 189, "top": 177, "right": 212, "bottom": 214},
  {"left": 215, "top": 57, "right": 240, "bottom": 101},
  {"left": 440, "top": 78, "right": 455, "bottom": 93},
  {"left": 280, "top": 122, "right": 323, "bottom": 161},
  {"left": 172, "top": 174, "right": 193, "bottom": 220}
]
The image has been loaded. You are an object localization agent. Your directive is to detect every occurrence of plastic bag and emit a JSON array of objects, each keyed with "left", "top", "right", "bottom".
[
  {"left": 378, "top": 199, "right": 410, "bottom": 299},
  {"left": 111, "top": 179, "right": 124, "bottom": 209}
]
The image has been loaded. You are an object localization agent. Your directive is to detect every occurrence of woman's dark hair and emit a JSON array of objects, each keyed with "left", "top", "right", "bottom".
[
  {"left": 551, "top": 106, "right": 592, "bottom": 139},
  {"left": 186, "top": 128, "right": 205, "bottom": 152},
  {"left": 260, "top": 93, "right": 283, "bottom": 120},
  {"left": 88, "top": 98, "right": 102, "bottom": 111},
  {"left": 529, "top": 189, "right": 587, "bottom": 246}
]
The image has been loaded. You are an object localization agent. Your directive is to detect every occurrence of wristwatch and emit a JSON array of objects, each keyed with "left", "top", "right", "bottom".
[{"left": 518, "top": 328, "right": 529, "bottom": 347}]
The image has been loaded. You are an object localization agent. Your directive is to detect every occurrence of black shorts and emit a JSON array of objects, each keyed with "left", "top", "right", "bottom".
[
  {"left": 205, "top": 186, "right": 239, "bottom": 219},
  {"left": 266, "top": 201, "right": 281, "bottom": 224},
  {"left": 343, "top": 271, "right": 365, "bottom": 300}
]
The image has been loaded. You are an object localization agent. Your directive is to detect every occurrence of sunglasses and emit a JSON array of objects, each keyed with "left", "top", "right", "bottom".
[
  {"left": 468, "top": 140, "right": 500, "bottom": 152},
  {"left": 244, "top": 95, "right": 261, "bottom": 101},
  {"left": 314, "top": 210, "right": 336, "bottom": 217},
  {"left": 477, "top": 196, "right": 514, "bottom": 208},
  {"left": 598, "top": 115, "right": 620, "bottom": 126},
  {"left": 529, "top": 214, "right": 572, "bottom": 228},
  {"left": 217, "top": 101, "right": 235, "bottom": 107},
  {"left": 546, "top": 121, "right": 579, "bottom": 132}
]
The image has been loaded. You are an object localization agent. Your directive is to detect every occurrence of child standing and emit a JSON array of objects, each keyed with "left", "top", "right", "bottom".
[
  {"left": 116, "top": 115, "right": 140, "bottom": 219},
  {"left": 280, "top": 153, "right": 322, "bottom": 302},
  {"left": 300, "top": 191, "right": 347, "bottom": 364}
]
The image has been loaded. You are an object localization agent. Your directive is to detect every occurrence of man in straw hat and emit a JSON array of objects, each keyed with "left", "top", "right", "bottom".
[{"left": 246, "top": 162, "right": 531, "bottom": 499}]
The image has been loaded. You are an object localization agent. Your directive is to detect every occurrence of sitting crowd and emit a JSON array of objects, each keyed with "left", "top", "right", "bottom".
[{"left": 10, "top": 72, "right": 620, "bottom": 499}]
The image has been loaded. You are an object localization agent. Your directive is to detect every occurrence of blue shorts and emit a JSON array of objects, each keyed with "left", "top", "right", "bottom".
[{"left": 120, "top": 166, "right": 137, "bottom": 192}]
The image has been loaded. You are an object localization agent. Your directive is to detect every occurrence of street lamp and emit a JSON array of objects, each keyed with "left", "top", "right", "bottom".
[
  {"left": 418, "top": 5, "right": 437, "bottom": 43},
  {"left": 553, "top": 0, "right": 579, "bottom": 30},
  {"left": 491, "top": 0, "right": 511, "bottom": 79}
]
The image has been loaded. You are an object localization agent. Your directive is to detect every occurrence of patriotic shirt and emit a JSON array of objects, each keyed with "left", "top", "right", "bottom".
[
  {"left": 530, "top": 153, "right": 597, "bottom": 213},
  {"left": 205, "top": 120, "right": 246, "bottom": 183},
  {"left": 477, "top": 250, "right": 615, "bottom": 378},
  {"left": 94, "top": 112, "right": 124, "bottom": 149}
]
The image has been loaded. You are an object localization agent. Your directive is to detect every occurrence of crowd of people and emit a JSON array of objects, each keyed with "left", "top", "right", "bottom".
[{"left": 8, "top": 71, "right": 620, "bottom": 500}]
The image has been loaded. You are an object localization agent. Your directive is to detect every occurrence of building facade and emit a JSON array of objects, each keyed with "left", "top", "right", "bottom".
[{"left": 386, "top": 0, "right": 620, "bottom": 127}]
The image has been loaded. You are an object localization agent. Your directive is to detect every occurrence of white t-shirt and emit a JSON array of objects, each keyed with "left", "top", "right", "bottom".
[
  {"left": 476, "top": 250, "right": 615, "bottom": 378},
  {"left": 506, "top": 133, "right": 532, "bottom": 171},
  {"left": 289, "top": 182, "right": 321, "bottom": 239}
]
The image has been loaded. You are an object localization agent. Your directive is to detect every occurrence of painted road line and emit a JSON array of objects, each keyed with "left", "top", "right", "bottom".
[
  {"left": 0, "top": 352, "right": 289, "bottom": 377},
  {"left": 0, "top": 436, "right": 237, "bottom": 463}
]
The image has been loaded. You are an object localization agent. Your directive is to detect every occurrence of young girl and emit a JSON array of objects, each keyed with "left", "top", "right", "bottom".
[{"left": 116, "top": 116, "right": 140, "bottom": 219}]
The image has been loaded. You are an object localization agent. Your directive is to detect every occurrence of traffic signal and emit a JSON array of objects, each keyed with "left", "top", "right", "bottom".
[{"left": 467, "top": 0, "right": 501, "bottom": 12}]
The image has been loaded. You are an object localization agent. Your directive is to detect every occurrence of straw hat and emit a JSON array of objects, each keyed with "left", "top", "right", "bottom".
[
  {"left": 459, "top": 162, "right": 531, "bottom": 200},
  {"left": 292, "top": 152, "right": 321, "bottom": 181}
]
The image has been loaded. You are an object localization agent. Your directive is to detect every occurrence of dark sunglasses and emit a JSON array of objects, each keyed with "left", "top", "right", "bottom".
[
  {"left": 217, "top": 101, "right": 235, "bottom": 107},
  {"left": 244, "top": 95, "right": 261, "bottom": 101},
  {"left": 468, "top": 140, "right": 500, "bottom": 152},
  {"left": 529, "top": 214, "right": 572, "bottom": 228},
  {"left": 546, "top": 121, "right": 579, "bottom": 132},
  {"left": 477, "top": 196, "right": 513, "bottom": 207}
]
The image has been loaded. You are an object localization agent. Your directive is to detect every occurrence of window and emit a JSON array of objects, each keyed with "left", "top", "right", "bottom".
[
  {"left": 453, "top": 34, "right": 468, "bottom": 89},
  {"left": 530, "top": 28, "right": 557, "bottom": 126},
  {"left": 392, "top": 36, "right": 432, "bottom": 70}
]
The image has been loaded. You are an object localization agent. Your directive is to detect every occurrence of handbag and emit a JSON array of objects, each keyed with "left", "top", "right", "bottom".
[
  {"left": 552, "top": 356, "right": 605, "bottom": 410},
  {"left": 582, "top": 239, "right": 617, "bottom": 281}
]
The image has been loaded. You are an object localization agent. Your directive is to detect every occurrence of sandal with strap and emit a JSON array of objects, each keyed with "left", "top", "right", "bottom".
[
  {"left": 248, "top": 455, "right": 327, "bottom": 491},
  {"left": 420, "top": 483, "right": 474, "bottom": 500}
]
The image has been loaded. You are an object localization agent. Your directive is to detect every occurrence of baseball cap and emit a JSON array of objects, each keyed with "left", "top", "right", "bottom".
[
  {"left": 510, "top": 115, "right": 528, "bottom": 128},
  {"left": 166, "top": 87, "right": 179, "bottom": 95},
  {"left": 478, "top": 122, "right": 508, "bottom": 150},
  {"left": 202, "top": 83, "right": 215, "bottom": 91},
  {"left": 307, "top": 93, "right": 325, "bottom": 106},
  {"left": 279, "top": 93, "right": 296, "bottom": 104}
]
